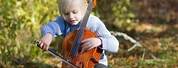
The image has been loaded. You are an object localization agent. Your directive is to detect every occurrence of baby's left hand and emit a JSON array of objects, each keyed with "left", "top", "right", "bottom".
[{"left": 80, "top": 38, "right": 101, "bottom": 53}]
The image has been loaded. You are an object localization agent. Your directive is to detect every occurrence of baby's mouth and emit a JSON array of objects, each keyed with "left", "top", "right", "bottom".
[
  {"left": 68, "top": 19, "right": 75, "bottom": 22},
  {"left": 70, "top": 20, "right": 75, "bottom": 23}
]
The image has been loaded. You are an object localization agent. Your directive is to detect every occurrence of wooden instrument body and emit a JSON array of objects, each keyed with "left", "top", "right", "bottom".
[{"left": 61, "top": 28, "right": 102, "bottom": 68}]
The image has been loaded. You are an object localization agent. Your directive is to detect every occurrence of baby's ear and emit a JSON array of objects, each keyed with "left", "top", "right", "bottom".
[{"left": 83, "top": 0, "right": 88, "bottom": 8}]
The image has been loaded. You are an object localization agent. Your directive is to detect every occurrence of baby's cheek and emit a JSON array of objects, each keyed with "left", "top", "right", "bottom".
[{"left": 77, "top": 16, "right": 82, "bottom": 21}]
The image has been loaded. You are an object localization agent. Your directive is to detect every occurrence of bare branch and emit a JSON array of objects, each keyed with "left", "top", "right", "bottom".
[{"left": 110, "top": 31, "right": 142, "bottom": 52}]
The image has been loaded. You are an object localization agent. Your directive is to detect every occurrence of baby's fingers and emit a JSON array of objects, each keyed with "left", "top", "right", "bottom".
[{"left": 38, "top": 41, "right": 47, "bottom": 51}]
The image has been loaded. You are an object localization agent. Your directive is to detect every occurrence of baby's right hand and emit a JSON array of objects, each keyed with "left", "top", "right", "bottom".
[{"left": 39, "top": 33, "right": 53, "bottom": 51}]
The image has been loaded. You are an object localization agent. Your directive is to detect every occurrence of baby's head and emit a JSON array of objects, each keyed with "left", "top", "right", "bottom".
[{"left": 59, "top": 0, "right": 88, "bottom": 25}]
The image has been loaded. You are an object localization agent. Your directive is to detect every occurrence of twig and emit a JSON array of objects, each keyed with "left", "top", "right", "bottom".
[
  {"left": 141, "top": 48, "right": 146, "bottom": 61},
  {"left": 110, "top": 31, "right": 142, "bottom": 52}
]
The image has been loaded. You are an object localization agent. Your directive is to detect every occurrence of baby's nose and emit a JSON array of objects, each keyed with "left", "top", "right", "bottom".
[{"left": 69, "top": 13, "right": 74, "bottom": 19}]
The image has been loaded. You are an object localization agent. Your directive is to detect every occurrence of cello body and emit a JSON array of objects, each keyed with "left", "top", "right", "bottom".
[{"left": 61, "top": 28, "right": 102, "bottom": 68}]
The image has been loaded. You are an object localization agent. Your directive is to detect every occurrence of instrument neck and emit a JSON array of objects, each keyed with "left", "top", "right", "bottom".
[{"left": 70, "top": 0, "right": 93, "bottom": 57}]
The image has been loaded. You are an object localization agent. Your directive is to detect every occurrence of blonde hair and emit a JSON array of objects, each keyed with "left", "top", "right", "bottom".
[{"left": 58, "top": 0, "right": 88, "bottom": 16}]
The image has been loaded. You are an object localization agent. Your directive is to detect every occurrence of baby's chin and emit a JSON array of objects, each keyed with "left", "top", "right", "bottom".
[{"left": 69, "top": 21, "right": 79, "bottom": 25}]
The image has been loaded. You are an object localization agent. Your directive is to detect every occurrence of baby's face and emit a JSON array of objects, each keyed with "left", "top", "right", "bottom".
[{"left": 62, "top": 2, "right": 85, "bottom": 25}]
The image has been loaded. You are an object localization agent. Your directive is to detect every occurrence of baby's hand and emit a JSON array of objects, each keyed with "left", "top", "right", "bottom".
[
  {"left": 80, "top": 38, "right": 101, "bottom": 53},
  {"left": 39, "top": 33, "right": 53, "bottom": 51}
]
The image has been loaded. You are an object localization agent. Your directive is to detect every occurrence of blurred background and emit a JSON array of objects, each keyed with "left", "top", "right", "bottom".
[{"left": 1, "top": 0, "right": 178, "bottom": 68}]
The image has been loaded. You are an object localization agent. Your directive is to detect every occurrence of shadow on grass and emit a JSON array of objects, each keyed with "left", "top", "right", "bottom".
[{"left": 0, "top": 57, "right": 59, "bottom": 68}]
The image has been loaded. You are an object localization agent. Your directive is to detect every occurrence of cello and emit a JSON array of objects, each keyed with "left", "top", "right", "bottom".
[{"left": 61, "top": 0, "right": 102, "bottom": 68}]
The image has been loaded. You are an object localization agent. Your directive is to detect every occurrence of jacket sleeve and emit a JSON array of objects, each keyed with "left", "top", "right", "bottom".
[
  {"left": 41, "top": 22, "right": 63, "bottom": 37},
  {"left": 94, "top": 17, "right": 119, "bottom": 53}
]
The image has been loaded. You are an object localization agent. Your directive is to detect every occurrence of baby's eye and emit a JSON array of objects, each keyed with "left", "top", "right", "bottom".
[
  {"left": 72, "top": 10, "right": 78, "bottom": 14},
  {"left": 64, "top": 12, "right": 69, "bottom": 15}
]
